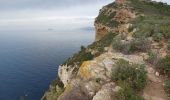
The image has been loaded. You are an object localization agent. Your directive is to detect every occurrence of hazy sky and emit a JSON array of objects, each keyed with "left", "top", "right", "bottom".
[
  {"left": 0, "top": 0, "right": 113, "bottom": 21},
  {"left": 0, "top": 0, "right": 169, "bottom": 29},
  {"left": 0, "top": 0, "right": 170, "bottom": 19}
]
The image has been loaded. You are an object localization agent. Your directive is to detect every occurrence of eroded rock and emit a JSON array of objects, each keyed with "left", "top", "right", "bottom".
[
  {"left": 58, "top": 65, "right": 77, "bottom": 87},
  {"left": 92, "top": 82, "right": 118, "bottom": 100}
]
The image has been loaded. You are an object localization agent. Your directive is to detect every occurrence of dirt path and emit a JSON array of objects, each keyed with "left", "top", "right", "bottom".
[{"left": 143, "top": 64, "right": 168, "bottom": 100}]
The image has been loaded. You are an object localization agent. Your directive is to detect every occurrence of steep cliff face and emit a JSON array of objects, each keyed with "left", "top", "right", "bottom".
[
  {"left": 42, "top": 0, "right": 170, "bottom": 100},
  {"left": 95, "top": 0, "right": 136, "bottom": 41}
]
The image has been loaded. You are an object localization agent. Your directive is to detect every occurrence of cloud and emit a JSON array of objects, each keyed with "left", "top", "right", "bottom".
[
  {"left": 0, "top": 0, "right": 113, "bottom": 21},
  {"left": 0, "top": 0, "right": 169, "bottom": 26},
  {"left": 0, "top": 0, "right": 113, "bottom": 11}
]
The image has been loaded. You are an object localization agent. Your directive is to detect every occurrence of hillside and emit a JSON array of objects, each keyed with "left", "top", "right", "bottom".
[{"left": 42, "top": 0, "right": 170, "bottom": 100}]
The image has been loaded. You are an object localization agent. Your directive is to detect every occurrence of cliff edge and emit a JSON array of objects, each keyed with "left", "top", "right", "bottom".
[{"left": 42, "top": 0, "right": 170, "bottom": 100}]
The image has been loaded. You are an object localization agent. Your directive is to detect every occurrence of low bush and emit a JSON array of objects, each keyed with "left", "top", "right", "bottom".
[
  {"left": 112, "top": 37, "right": 150, "bottom": 54},
  {"left": 146, "top": 51, "right": 158, "bottom": 64},
  {"left": 156, "top": 55, "right": 170, "bottom": 76},
  {"left": 164, "top": 80, "right": 170, "bottom": 96},
  {"left": 63, "top": 50, "right": 94, "bottom": 66},
  {"left": 114, "top": 81, "right": 144, "bottom": 100},
  {"left": 132, "top": 23, "right": 154, "bottom": 38},
  {"left": 112, "top": 59, "right": 147, "bottom": 91},
  {"left": 96, "top": 78, "right": 101, "bottom": 83},
  {"left": 51, "top": 77, "right": 64, "bottom": 88},
  {"left": 130, "top": 38, "right": 150, "bottom": 53},
  {"left": 168, "top": 39, "right": 170, "bottom": 51},
  {"left": 63, "top": 32, "right": 116, "bottom": 67},
  {"left": 153, "top": 32, "right": 164, "bottom": 42}
]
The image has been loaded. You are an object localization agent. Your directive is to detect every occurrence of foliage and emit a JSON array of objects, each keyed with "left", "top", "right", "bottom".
[
  {"left": 156, "top": 55, "right": 170, "bottom": 76},
  {"left": 96, "top": 78, "right": 101, "bottom": 83},
  {"left": 131, "top": 15, "right": 170, "bottom": 42},
  {"left": 96, "top": 11, "right": 117, "bottom": 25},
  {"left": 63, "top": 50, "right": 94, "bottom": 66},
  {"left": 112, "top": 59, "right": 147, "bottom": 91},
  {"left": 95, "top": 7, "right": 119, "bottom": 28},
  {"left": 152, "top": 32, "right": 164, "bottom": 42},
  {"left": 63, "top": 32, "right": 116, "bottom": 67},
  {"left": 128, "top": 25, "right": 135, "bottom": 33},
  {"left": 114, "top": 81, "right": 144, "bottom": 100},
  {"left": 146, "top": 51, "right": 158, "bottom": 64},
  {"left": 112, "top": 37, "right": 150, "bottom": 54},
  {"left": 168, "top": 39, "right": 170, "bottom": 51},
  {"left": 87, "top": 32, "right": 116, "bottom": 54},
  {"left": 80, "top": 46, "right": 86, "bottom": 51},
  {"left": 164, "top": 80, "right": 170, "bottom": 96},
  {"left": 130, "top": 38, "right": 150, "bottom": 53},
  {"left": 49, "top": 77, "right": 65, "bottom": 99},
  {"left": 51, "top": 80, "right": 57, "bottom": 87},
  {"left": 129, "top": 0, "right": 170, "bottom": 16},
  {"left": 51, "top": 77, "right": 64, "bottom": 88}
]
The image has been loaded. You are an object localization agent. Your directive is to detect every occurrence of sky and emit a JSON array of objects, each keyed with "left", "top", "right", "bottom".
[
  {"left": 0, "top": 0, "right": 169, "bottom": 29},
  {"left": 0, "top": 0, "right": 114, "bottom": 30},
  {"left": 0, "top": 0, "right": 113, "bottom": 22}
]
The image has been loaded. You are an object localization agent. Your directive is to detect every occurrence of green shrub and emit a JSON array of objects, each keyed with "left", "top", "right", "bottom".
[
  {"left": 80, "top": 46, "right": 86, "bottom": 51},
  {"left": 51, "top": 80, "right": 57, "bottom": 87},
  {"left": 112, "top": 36, "right": 123, "bottom": 51},
  {"left": 112, "top": 37, "right": 150, "bottom": 54},
  {"left": 130, "top": 38, "right": 150, "bottom": 53},
  {"left": 63, "top": 50, "right": 94, "bottom": 66},
  {"left": 147, "top": 51, "right": 158, "bottom": 64},
  {"left": 153, "top": 33, "right": 164, "bottom": 42},
  {"left": 63, "top": 32, "right": 116, "bottom": 67},
  {"left": 131, "top": 18, "right": 154, "bottom": 38},
  {"left": 51, "top": 77, "right": 64, "bottom": 88},
  {"left": 112, "top": 59, "right": 147, "bottom": 91},
  {"left": 164, "top": 80, "right": 170, "bottom": 96},
  {"left": 96, "top": 78, "right": 101, "bottom": 83},
  {"left": 96, "top": 11, "right": 117, "bottom": 26},
  {"left": 83, "top": 52, "right": 94, "bottom": 61},
  {"left": 168, "top": 39, "right": 170, "bottom": 51},
  {"left": 114, "top": 81, "right": 144, "bottom": 100},
  {"left": 88, "top": 32, "right": 116, "bottom": 54},
  {"left": 156, "top": 55, "right": 170, "bottom": 76},
  {"left": 128, "top": 25, "right": 135, "bottom": 32}
]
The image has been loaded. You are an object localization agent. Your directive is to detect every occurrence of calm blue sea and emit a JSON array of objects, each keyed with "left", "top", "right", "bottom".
[{"left": 0, "top": 24, "right": 95, "bottom": 100}]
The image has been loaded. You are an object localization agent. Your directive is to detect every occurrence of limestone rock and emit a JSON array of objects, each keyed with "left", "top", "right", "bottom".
[
  {"left": 92, "top": 82, "right": 117, "bottom": 100},
  {"left": 155, "top": 72, "right": 160, "bottom": 77},
  {"left": 58, "top": 79, "right": 101, "bottom": 100},
  {"left": 58, "top": 65, "right": 77, "bottom": 87},
  {"left": 58, "top": 79, "right": 90, "bottom": 100},
  {"left": 78, "top": 61, "right": 108, "bottom": 81},
  {"left": 95, "top": 0, "right": 136, "bottom": 41}
]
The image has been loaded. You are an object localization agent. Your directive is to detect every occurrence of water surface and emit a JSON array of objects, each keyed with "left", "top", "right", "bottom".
[{"left": 0, "top": 21, "right": 95, "bottom": 100}]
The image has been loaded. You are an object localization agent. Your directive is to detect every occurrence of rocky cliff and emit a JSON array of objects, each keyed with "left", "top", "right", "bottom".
[
  {"left": 95, "top": 0, "right": 136, "bottom": 41},
  {"left": 42, "top": 0, "right": 170, "bottom": 100}
]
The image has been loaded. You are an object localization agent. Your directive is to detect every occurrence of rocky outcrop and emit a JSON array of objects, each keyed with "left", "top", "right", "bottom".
[
  {"left": 58, "top": 65, "right": 77, "bottom": 87},
  {"left": 42, "top": 0, "right": 170, "bottom": 99},
  {"left": 95, "top": 0, "right": 136, "bottom": 41},
  {"left": 57, "top": 50, "right": 146, "bottom": 100},
  {"left": 92, "top": 82, "right": 120, "bottom": 100}
]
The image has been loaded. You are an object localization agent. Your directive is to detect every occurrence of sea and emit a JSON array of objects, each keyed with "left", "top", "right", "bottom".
[{"left": 0, "top": 19, "right": 95, "bottom": 100}]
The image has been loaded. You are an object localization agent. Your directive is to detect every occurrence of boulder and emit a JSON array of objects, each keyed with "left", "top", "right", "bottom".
[{"left": 92, "top": 82, "right": 119, "bottom": 100}]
